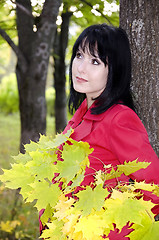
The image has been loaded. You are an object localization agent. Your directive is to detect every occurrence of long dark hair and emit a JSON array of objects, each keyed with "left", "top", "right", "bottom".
[{"left": 69, "top": 23, "right": 135, "bottom": 114}]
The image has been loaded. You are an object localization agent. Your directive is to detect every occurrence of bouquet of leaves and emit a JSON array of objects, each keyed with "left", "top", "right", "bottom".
[{"left": 0, "top": 129, "right": 159, "bottom": 240}]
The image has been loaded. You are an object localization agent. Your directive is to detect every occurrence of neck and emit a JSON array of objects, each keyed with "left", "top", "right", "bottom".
[{"left": 87, "top": 97, "right": 95, "bottom": 109}]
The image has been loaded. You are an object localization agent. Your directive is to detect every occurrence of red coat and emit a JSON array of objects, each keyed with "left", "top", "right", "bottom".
[
  {"left": 64, "top": 99, "right": 159, "bottom": 185},
  {"left": 63, "top": 99, "right": 159, "bottom": 239}
]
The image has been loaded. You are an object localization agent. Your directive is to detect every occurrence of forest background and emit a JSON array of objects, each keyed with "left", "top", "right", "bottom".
[{"left": 0, "top": 0, "right": 158, "bottom": 239}]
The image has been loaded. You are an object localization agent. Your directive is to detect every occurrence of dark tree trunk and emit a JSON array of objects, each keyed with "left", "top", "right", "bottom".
[
  {"left": 15, "top": 0, "right": 61, "bottom": 152},
  {"left": 120, "top": 0, "right": 159, "bottom": 155},
  {"left": 53, "top": 11, "right": 72, "bottom": 133}
]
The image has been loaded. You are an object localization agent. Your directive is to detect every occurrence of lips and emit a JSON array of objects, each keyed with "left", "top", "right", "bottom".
[{"left": 76, "top": 76, "right": 88, "bottom": 83}]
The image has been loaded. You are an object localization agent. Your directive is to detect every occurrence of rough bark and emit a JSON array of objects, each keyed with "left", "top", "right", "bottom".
[
  {"left": 15, "top": 0, "right": 61, "bottom": 152},
  {"left": 120, "top": 0, "right": 159, "bottom": 155},
  {"left": 53, "top": 11, "right": 72, "bottom": 133}
]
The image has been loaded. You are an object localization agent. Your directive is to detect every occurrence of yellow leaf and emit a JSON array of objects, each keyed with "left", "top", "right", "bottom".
[
  {"left": 74, "top": 214, "right": 107, "bottom": 240},
  {"left": 0, "top": 220, "right": 20, "bottom": 233}
]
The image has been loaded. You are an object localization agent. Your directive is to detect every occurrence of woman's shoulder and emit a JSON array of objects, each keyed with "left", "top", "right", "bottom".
[
  {"left": 103, "top": 104, "right": 147, "bottom": 134},
  {"left": 102, "top": 104, "right": 147, "bottom": 132},
  {"left": 104, "top": 104, "right": 137, "bottom": 120}
]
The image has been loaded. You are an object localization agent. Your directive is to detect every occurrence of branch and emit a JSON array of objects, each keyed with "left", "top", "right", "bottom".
[
  {"left": 10, "top": 0, "right": 33, "bottom": 17},
  {"left": 80, "top": 0, "right": 113, "bottom": 26},
  {"left": 0, "top": 27, "right": 27, "bottom": 72}
]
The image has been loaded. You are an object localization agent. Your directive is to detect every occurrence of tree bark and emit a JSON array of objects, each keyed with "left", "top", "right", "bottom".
[
  {"left": 53, "top": 11, "right": 72, "bottom": 133},
  {"left": 120, "top": 0, "right": 159, "bottom": 155},
  {"left": 15, "top": 0, "right": 61, "bottom": 152}
]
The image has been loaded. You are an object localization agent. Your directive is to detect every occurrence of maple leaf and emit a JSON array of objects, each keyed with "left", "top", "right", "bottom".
[
  {"left": 117, "top": 159, "right": 151, "bottom": 176},
  {"left": 95, "top": 170, "right": 105, "bottom": 185},
  {"left": 39, "top": 220, "right": 64, "bottom": 240},
  {"left": 74, "top": 184, "right": 109, "bottom": 216},
  {"left": 54, "top": 195, "right": 75, "bottom": 221},
  {"left": 12, "top": 152, "right": 32, "bottom": 164},
  {"left": 70, "top": 231, "right": 84, "bottom": 240},
  {"left": 66, "top": 171, "right": 85, "bottom": 191},
  {"left": 129, "top": 213, "right": 159, "bottom": 240},
  {"left": 24, "top": 140, "right": 40, "bottom": 152},
  {"left": 24, "top": 129, "right": 73, "bottom": 152},
  {"left": 104, "top": 167, "right": 123, "bottom": 181},
  {"left": 103, "top": 189, "right": 155, "bottom": 230},
  {"left": 74, "top": 213, "right": 107, "bottom": 240},
  {"left": 69, "top": 139, "right": 93, "bottom": 169},
  {"left": 40, "top": 204, "right": 54, "bottom": 225},
  {"left": 56, "top": 142, "right": 90, "bottom": 184},
  {"left": 0, "top": 163, "right": 34, "bottom": 199},
  {"left": 26, "top": 150, "right": 57, "bottom": 181},
  {"left": 26, "top": 180, "right": 61, "bottom": 211},
  {"left": 62, "top": 213, "right": 80, "bottom": 237},
  {"left": 153, "top": 186, "right": 159, "bottom": 197},
  {"left": 134, "top": 180, "right": 156, "bottom": 192},
  {"left": 44, "top": 128, "right": 73, "bottom": 150}
]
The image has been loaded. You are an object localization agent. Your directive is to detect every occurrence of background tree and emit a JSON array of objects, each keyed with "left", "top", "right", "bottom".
[
  {"left": 120, "top": 0, "right": 159, "bottom": 155},
  {"left": 53, "top": 6, "right": 72, "bottom": 133},
  {"left": 0, "top": 0, "right": 61, "bottom": 153}
]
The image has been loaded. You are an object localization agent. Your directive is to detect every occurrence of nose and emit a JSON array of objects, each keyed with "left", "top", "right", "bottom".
[{"left": 77, "top": 59, "right": 86, "bottom": 73}]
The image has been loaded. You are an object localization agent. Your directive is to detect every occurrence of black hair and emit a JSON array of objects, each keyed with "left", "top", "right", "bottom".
[{"left": 68, "top": 23, "right": 135, "bottom": 114}]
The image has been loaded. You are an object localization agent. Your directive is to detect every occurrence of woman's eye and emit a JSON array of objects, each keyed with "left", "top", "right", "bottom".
[
  {"left": 92, "top": 59, "right": 100, "bottom": 65},
  {"left": 76, "top": 52, "right": 82, "bottom": 59}
]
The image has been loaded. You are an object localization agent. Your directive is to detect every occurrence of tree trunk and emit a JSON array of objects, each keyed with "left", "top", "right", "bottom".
[
  {"left": 120, "top": 0, "right": 159, "bottom": 155},
  {"left": 53, "top": 11, "right": 72, "bottom": 133},
  {"left": 15, "top": 0, "right": 61, "bottom": 152}
]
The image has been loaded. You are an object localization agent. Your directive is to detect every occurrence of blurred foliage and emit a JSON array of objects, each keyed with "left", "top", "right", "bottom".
[
  {"left": 0, "top": 73, "right": 56, "bottom": 116},
  {"left": 0, "top": 0, "right": 17, "bottom": 45},
  {"left": 0, "top": 73, "right": 19, "bottom": 114},
  {"left": 46, "top": 87, "right": 55, "bottom": 117},
  {"left": 0, "top": 186, "right": 39, "bottom": 239}
]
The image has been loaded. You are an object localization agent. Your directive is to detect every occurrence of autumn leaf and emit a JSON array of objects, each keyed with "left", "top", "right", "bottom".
[
  {"left": 117, "top": 159, "right": 151, "bottom": 176},
  {"left": 75, "top": 184, "right": 109, "bottom": 216},
  {"left": 104, "top": 189, "right": 155, "bottom": 229},
  {"left": 129, "top": 212, "right": 159, "bottom": 240},
  {"left": 56, "top": 142, "right": 90, "bottom": 184},
  {"left": 26, "top": 150, "right": 57, "bottom": 181},
  {"left": 0, "top": 163, "right": 34, "bottom": 199},
  {"left": 74, "top": 213, "right": 107, "bottom": 240},
  {"left": 26, "top": 180, "right": 61, "bottom": 211},
  {"left": 39, "top": 220, "right": 64, "bottom": 240}
]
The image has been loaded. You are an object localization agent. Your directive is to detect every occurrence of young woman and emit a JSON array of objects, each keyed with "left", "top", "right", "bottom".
[{"left": 62, "top": 23, "right": 159, "bottom": 239}]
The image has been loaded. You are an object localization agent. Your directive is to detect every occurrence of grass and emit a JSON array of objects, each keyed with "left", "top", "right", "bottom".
[{"left": 0, "top": 112, "right": 55, "bottom": 239}]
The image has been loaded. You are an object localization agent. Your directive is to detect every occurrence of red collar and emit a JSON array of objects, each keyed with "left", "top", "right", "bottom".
[{"left": 70, "top": 99, "right": 106, "bottom": 126}]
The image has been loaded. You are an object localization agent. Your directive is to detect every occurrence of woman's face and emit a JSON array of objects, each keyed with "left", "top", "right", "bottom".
[{"left": 72, "top": 46, "right": 108, "bottom": 101}]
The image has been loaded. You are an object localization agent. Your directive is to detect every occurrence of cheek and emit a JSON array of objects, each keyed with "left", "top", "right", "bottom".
[{"left": 72, "top": 59, "right": 77, "bottom": 75}]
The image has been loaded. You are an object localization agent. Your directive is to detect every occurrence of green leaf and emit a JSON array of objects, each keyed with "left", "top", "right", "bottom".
[
  {"left": 39, "top": 220, "right": 64, "bottom": 240},
  {"left": 103, "top": 190, "right": 155, "bottom": 230},
  {"left": 26, "top": 180, "right": 61, "bottom": 211},
  {"left": 12, "top": 152, "right": 32, "bottom": 164},
  {"left": 117, "top": 159, "right": 151, "bottom": 176},
  {"left": 104, "top": 167, "right": 123, "bottom": 181},
  {"left": 26, "top": 150, "right": 57, "bottom": 181},
  {"left": 40, "top": 204, "right": 54, "bottom": 225},
  {"left": 0, "top": 163, "right": 34, "bottom": 199},
  {"left": 129, "top": 214, "right": 159, "bottom": 240},
  {"left": 44, "top": 128, "right": 73, "bottom": 149},
  {"left": 56, "top": 141, "right": 90, "bottom": 184},
  {"left": 75, "top": 184, "right": 109, "bottom": 216},
  {"left": 24, "top": 140, "right": 40, "bottom": 152}
]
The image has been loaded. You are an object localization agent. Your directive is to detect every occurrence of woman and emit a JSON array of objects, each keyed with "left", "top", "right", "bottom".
[{"left": 62, "top": 23, "right": 159, "bottom": 239}]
